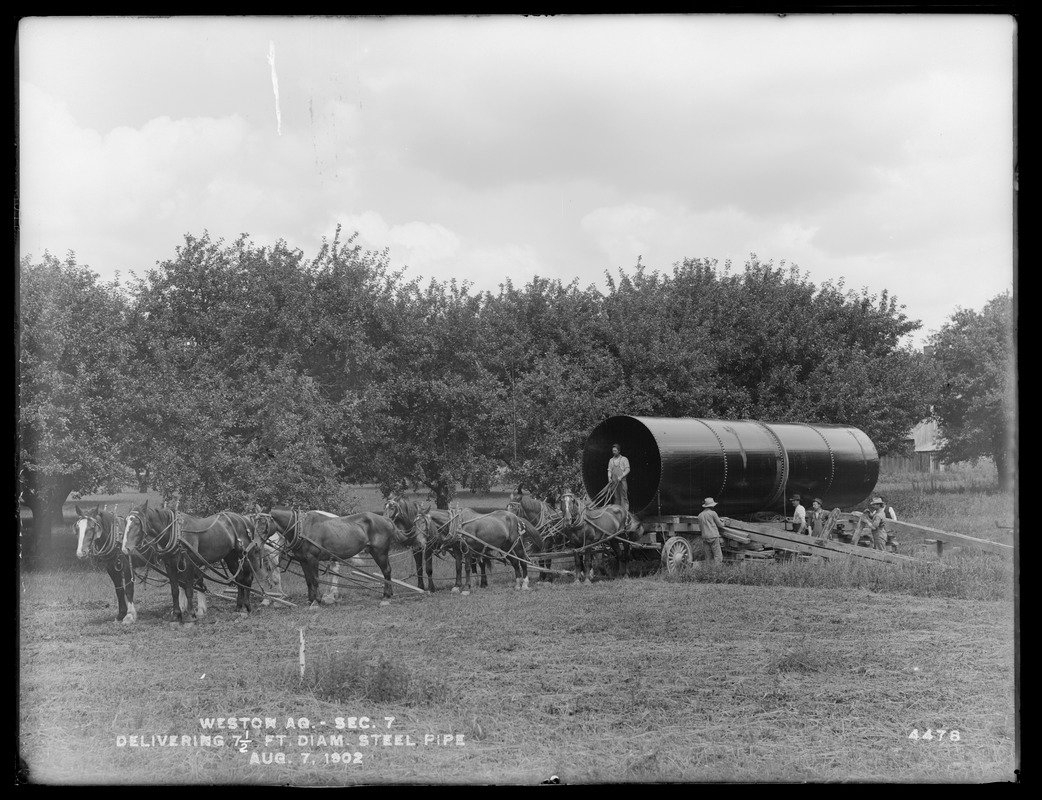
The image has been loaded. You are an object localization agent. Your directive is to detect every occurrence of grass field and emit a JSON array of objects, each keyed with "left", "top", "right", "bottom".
[{"left": 18, "top": 472, "right": 1018, "bottom": 785}]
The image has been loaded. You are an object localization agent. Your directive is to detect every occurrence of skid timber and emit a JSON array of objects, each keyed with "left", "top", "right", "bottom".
[{"left": 640, "top": 515, "right": 919, "bottom": 564}]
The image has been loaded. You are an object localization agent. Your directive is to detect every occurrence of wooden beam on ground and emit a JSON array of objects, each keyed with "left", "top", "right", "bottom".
[
  {"left": 846, "top": 513, "right": 1013, "bottom": 557},
  {"left": 340, "top": 565, "right": 427, "bottom": 594},
  {"left": 719, "top": 518, "right": 922, "bottom": 565},
  {"left": 217, "top": 589, "right": 297, "bottom": 608}
]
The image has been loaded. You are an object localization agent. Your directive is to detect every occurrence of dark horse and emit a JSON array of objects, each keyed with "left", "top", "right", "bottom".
[
  {"left": 122, "top": 501, "right": 271, "bottom": 624},
  {"left": 258, "top": 507, "right": 421, "bottom": 607},
  {"left": 507, "top": 487, "right": 566, "bottom": 583},
  {"left": 386, "top": 497, "right": 539, "bottom": 594},
  {"left": 75, "top": 505, "right": 141, "bottom": 624},
  {"left": 558, "top": 490, "right": 643, "bottom": 585}
]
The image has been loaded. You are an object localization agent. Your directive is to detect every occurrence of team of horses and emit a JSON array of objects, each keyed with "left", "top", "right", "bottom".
[{"left": 75, "top": 487, "right": 643, "bottom": 625}]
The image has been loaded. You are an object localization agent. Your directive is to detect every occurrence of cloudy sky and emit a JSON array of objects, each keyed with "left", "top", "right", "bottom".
[{"left": 18, "top": 15, "right": 1016, "bottom": 347}]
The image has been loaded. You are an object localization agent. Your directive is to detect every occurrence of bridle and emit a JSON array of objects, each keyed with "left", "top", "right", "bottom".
[
  {"left": 384, "top": 498, "right": 417, "bottom": 536},
  {"left": 78, "top": 514, "right": 123, "bottom": 559},
  {"left": 559, "top": 491, "right": 581, "bottom": 526},
  {"left": 124, "top": 508, "right": 180, "bottom": 557},
  {"left": 270, "top": 509, "right": 303, "bottom": 550}
]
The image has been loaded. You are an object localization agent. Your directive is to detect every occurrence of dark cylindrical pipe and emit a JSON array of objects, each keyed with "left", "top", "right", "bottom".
[{"left": 582, "top": 415, "right": 879, "bottom": 517}]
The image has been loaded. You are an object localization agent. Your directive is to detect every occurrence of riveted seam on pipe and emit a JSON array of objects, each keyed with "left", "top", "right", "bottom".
[
  {"left": 696, "top": 418, "right": 728, "bottom": 498},
  {"left": 800, "top": 423, "right": 837, "bottom": 497},
  {"left": 751, "top": 419, "right": 788, "bottom": 509}
]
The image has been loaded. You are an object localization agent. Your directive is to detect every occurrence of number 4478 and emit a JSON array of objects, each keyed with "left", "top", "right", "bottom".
[{"left": 909, "top": 729, "right": 960, "bottom": 741}]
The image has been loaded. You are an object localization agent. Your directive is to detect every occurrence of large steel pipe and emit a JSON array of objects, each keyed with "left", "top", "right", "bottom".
[{"left": 582, "top": 415, "right": 879, "bottom": 517}]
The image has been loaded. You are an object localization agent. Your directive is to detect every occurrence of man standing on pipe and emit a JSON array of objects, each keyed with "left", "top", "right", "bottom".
[{"left": 608, "top": 443, "right": 631, "bottom": 511}]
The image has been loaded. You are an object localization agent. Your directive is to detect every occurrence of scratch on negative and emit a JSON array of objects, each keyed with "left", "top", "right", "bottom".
[{"left": 268, "top": 41, "right": 282, "bottom": 136}]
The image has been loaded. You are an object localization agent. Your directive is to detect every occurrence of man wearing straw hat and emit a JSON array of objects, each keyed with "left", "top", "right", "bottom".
[
  {"left": 607, "top": 443, "right": 631, "bottom": 511},
  {"left": 854, "top": 497, "right": 890, "bottom": 551},
  {"left": 697, "top": 498, "right": 724, "bottom": 563},
  {"left": 790, "top": 494, "right": 808, "bottom": 535}
]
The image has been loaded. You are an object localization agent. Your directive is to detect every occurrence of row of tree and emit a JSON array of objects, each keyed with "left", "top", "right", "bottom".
[{"left": 18, "top": 228, "right": 1016, "bottom": 559}]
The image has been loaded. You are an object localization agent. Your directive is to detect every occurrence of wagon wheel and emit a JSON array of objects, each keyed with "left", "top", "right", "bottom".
[{"left": 661, "top": 536, "right": 694, "bottom": 575}]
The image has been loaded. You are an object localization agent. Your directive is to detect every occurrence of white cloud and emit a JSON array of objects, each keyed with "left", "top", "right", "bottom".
[
  {"left": 17, "top": 16, "right": 1014, "bottom": 351},
  {"left": 337, "top": 211, "right": 460, "bottom": 268}
]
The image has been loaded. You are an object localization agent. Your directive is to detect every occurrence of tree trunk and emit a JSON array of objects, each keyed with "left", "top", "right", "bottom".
[
  {"left": 20, "top": 472, "right": 76, "bottom": 566},
  {"left": 430, "top": 479, "right": 452, "bottom": 510},
  {"left": 136, "top": 464, "right": 151, "bottom": 493},
  {"left": 994, "top": 449, "right": 1013, "bottom": 493}
]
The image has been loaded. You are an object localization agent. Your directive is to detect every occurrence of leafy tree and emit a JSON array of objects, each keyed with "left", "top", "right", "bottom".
[
  {"left": 503, "top": 352, "right": 630, "bottom": 500},
  {"left": 126, "top": 231, "right": 375, "bottom": 512},
  {"left": 18, "top": 254, "right": 135, "bottom": 561},
  {"left": 929, "top": 292, "right": 1016, "bottom": 490},
  {"left": 375, "top": 279, "right": 507, "bottom": 508},
  {"left": 600, "top": 265, "right": 719, "bottom": 417},
  {"left": 664, "top": 256, "right": 934, "bottom": 450}
]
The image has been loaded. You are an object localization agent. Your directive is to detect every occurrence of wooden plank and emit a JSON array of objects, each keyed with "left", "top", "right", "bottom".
[
  {"left": 642, "top": 516, "right": 750, "bottom": 545},
  {"left": 217, "top": 589, "right": 297, "bottom": 608},
  {"left": 719, "top": 518, "right": 921, "bottom": 564},
  {"left": 846, "top": 513, "right": 1013, "bottom": 556},
  {"left": 344, "top": 566, "right": 427, "bottom": 594}
]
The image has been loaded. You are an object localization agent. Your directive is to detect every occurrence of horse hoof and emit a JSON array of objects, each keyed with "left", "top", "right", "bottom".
[
  {"left": 379, "top": 600, "right": 391, "bottom": 607},
  {"left": 461, "top": 590, "right": 471, "bottom": 597},
  {"left": 321, "top": 596, "right": 337, "bottom": 606},
  {"left": 260, "top": 599, "right": 271, "bottom": 607},
  {"left": 451, "top": 587, "right": 460, "bottom": 594},
  {"left": 309, "top": 601, "right": 321, "bottom": 610}
]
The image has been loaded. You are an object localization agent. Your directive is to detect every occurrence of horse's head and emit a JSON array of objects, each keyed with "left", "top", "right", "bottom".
[
  {"left": 249, "top": 507, "right": 280, "bottom": 544},
  {"left": 239, "top": 517, "right": 276, "bottom": 590},
  {"left": 559, "top": 491, "right": 579, "bottom": 525},
  {"left": 413, "top": 509, "right": 445, "bottom": 546},
  {"left": 412, "top": 512, "right": 430, "bottom": 541},
  {"left": 623, "top": 512, "right": 644, "bottom": 543},
  {"left": 74, "top": 504, "right": 103, "bottom": 559},
  {"left": 122, "top": 501, "right": 162, "bottom": 555},
  {"left": 384, "top": 496, "right": 419, "bottom": 532},
  {"left": 383, "top": 496, "right": 404, "bottom": 524}
]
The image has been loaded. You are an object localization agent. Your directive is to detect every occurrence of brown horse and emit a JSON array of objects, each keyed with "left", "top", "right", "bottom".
[
  {"left": 422, "top": 508, "right": 536, "bottom": 594},
  {"left": 259, "top": 506, "right": 421, "bottom": 607},
  {"left": 122, "top": 501, "right": 271, "bottom": 624},
  {"left": 507, "top": 487, "right": 566, "bottom": 583},
  {"left": 383, "top": 497, "right": 439, "bottom": 592},
  {"left": 558, "top": 490, "right": 643, "bottom": 585},
  {"left": 386, "top": 497, "right": 545, "bottom": 593},
  {"left": 75, "top": 505, "right": 141, "bottom": 624},
  {"left": 384, "top": 497, "right": 480, "bottom": 591}
]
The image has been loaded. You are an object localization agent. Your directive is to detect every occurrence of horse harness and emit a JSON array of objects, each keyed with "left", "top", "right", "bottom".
[
  {"left": 421, "top": 508, "right": 527, "bottom": 562},
  {"left": 508, "top": 497, "right": 565, "bottom": 550},
  {"left": 79, "top": 513, "right": 130, "bottom": 571},
  {"left": 560, "top": 493, "right": 637, "bottom": 554},
  {"left": 128, "top": 509, "right": 261, "bottom": 585}
]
